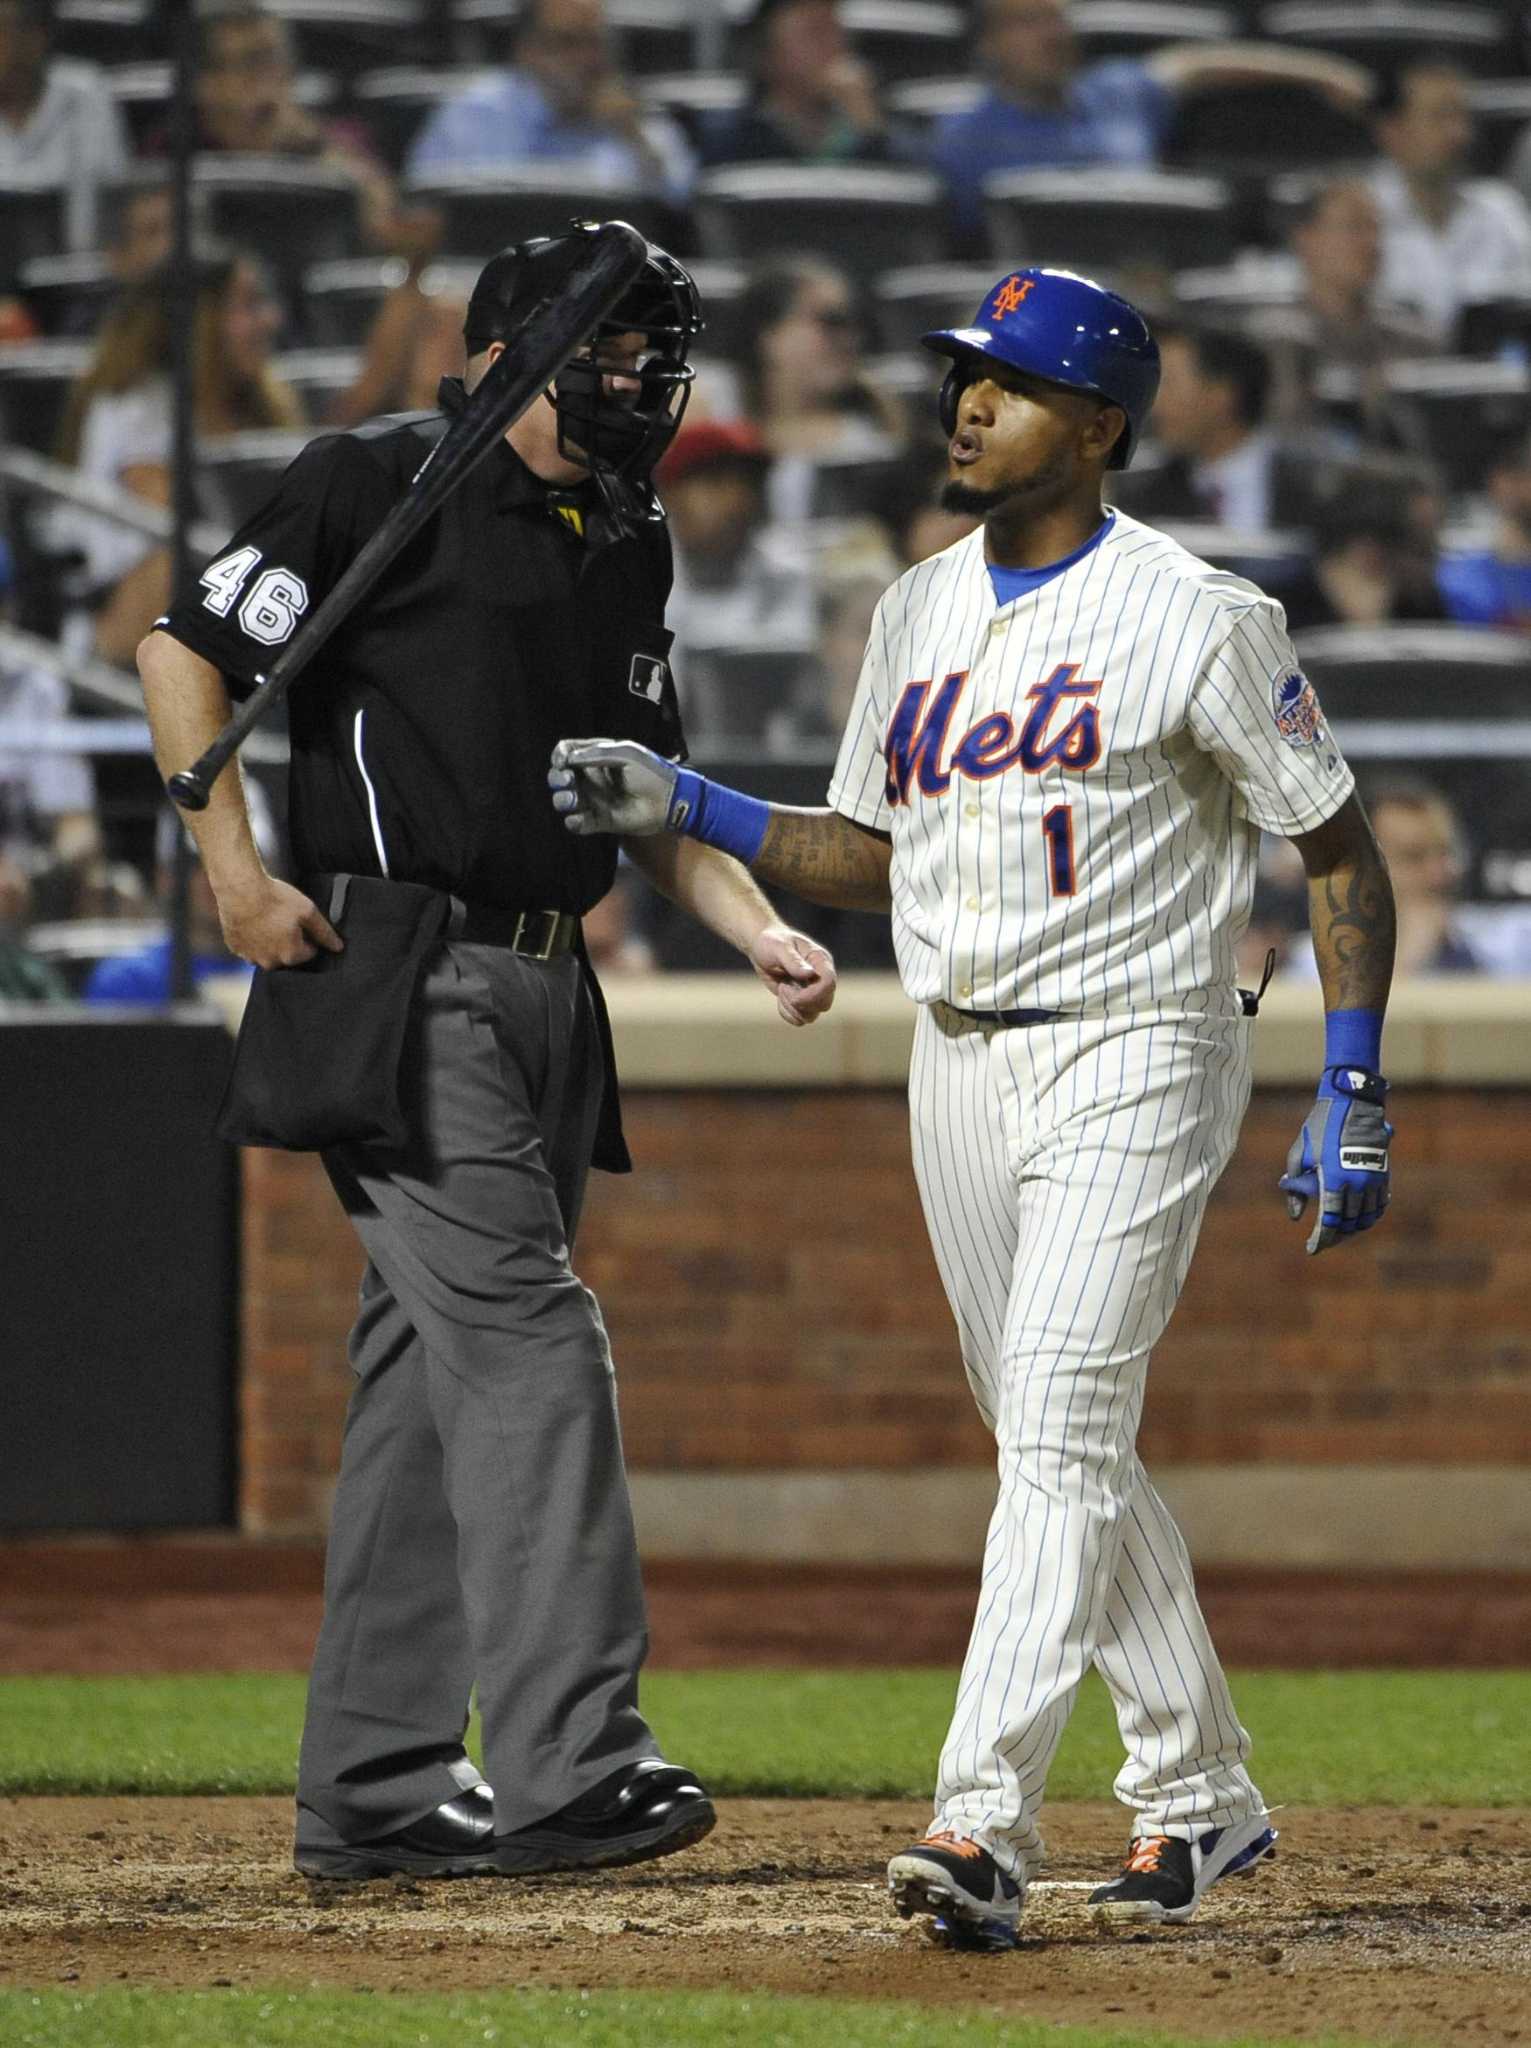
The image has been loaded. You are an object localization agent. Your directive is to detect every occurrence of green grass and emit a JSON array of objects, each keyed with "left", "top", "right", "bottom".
[
  {"left": 1, "top": 1668, "right": 1527, "bottom": 1804},
  {"left": 0, "top": 1988, "right": 1394, "bottom": 2048}
]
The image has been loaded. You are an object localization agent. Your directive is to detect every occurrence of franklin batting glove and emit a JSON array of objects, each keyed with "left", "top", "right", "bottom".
[
  {"left": 550, "top": 738, "right": 769, "bottom": 864},
  {"left": 1278, "top": 1065, "right": 1392, "bottom": 1256}
]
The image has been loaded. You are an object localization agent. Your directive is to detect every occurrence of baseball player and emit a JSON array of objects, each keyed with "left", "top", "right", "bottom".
[{"left": 547, "top": 267, "right": 1395, "bottom": 1948}]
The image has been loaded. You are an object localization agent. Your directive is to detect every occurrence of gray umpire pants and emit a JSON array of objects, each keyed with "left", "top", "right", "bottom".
[{"left": 294, "top": 939, "right": 657, "bottom": 1854}]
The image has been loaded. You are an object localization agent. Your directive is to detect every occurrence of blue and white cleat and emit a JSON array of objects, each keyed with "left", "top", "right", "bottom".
[
  {"left": 888, "top": 1829, "right": 1024, "bottom": 1951},
  {"left": 1088, "top": 1814, "right": 1278, "bottom": 1926}
]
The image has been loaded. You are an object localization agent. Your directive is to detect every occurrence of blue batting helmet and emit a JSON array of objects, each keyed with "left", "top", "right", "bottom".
[{"left": 923, "top": 267, "right": 1160, "bottom": 471}]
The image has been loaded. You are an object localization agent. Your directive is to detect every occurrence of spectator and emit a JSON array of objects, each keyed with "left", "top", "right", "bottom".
[
  {"left": 1280, "top": 464, "right": 1446, "bottom": 631},
  {"left": 1253, "top": 178, "right": 1437, "bottom": 438},
  {"left": 50, "top": 250, "right": 303, "bottom": 668},
  {"left": 182, "top": 2, "right": 419, "bottom": 257},
  {"left": 731, "top": 256, "right": 907, "bottom": 524},
  {"left": 931, "top": 0, "right": 1370, "bottom": 250},
  {"left": 656, "top": 419, "right": 815, "bottom": 738},
  {"left": 699, "top": 0, "right": 903, "bottom": 169},
  {"left": 1438, "top": 435, "right": 1531, "bottom": 631},
  {"left": 0, "top": 852, "right": 69, "bottom": 1000},
  {"left": 83, "top": 786, "right": 276, "bottom": 1005},
  {"left": 405, "top": 0, "right": 693, "bottom": 208},
  {"left": 0, "top": 0, "right": 130, "bottom": 251},
  {"left": 0, "top": 534, "right": 98, "bottom": 872},
  {"left": 1119, "top": 324, "right": 1291, "bottom": 530},
  {"left": 1366, "top": 777, "right": 1483, "bottom": 976},
  {"left": 1371, "top": 61, "right": 1531, "bottom": 342}
]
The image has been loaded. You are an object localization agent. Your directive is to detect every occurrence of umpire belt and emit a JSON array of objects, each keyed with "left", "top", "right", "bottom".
[{"left": 316, "top": 875, "right": 579, "bottom": 960}]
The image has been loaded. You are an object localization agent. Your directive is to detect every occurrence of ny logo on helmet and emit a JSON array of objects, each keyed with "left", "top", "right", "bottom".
[{"left": 989, "top": 275, "right": 1036, "bottom": 320}]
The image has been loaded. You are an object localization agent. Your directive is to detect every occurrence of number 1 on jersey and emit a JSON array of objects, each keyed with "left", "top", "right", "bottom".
[{"left": 1042, "top": 803, "right": 1076, "bottom": 897}]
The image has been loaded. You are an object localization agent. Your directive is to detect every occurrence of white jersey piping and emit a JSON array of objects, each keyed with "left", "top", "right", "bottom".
[{"left": 353, "top": 709, "right": 389, "bottom": 878}]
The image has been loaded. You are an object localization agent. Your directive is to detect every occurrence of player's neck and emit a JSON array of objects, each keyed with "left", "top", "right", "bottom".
[{"left": 982, "top": 492, "right": 1107, "bottom": 572}]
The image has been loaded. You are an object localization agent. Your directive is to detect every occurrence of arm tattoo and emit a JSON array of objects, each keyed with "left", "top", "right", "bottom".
[
  {"left": 1310, "top": 839, "right": 1396, "bottom": 1012},
  {"left": 755, "top": 807, "right": 893, "bottom": 911}
]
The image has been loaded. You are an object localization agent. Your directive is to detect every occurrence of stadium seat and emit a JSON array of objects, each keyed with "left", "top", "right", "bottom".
[
  {"left": 352, "top": 68, "right": 483, "bottom": 172},
  {"left": 876, "top": 264, "right": 1006, "bottom": 348},
  {"left": 1293, "top": 623, "right": 1531, "bottom": 723},
  {"left": 641, "top": 71, "right": 748, "bottom": 144},
  {"left": 193, "top": 158, "right": 363, "bottom": 303},
  {"left": 836, "top": 1, "right": 963, "bottom": 85},
  {"left": 301, "top": 256, "right": 412, "bottom": 346},
  {"left": 271, "top": 349, "right": 362, "bottom": 414},
  {"left": 1258, "top": 2, "right": 1511, "bottom": 78},
  {"left": 404, "top": 169, "right": 680, "bottom": 259},
  {"left": 1384, "top": 360, "right": 1531, "bottom": 496},
  {"left": 885, "top": 78, "right": 981, "bottom": 139},
  {"left": 451, "top": 0, "right": 701, "bottom": 72},
  {"left": 983, "top": 167, "right": 1238, "bottom": 274},
  {"left": 197, "top": 430, "right": 319, "bottom": 532},
  {"left": 1148, "top": 519, "right": 1312, "bottom": 587},
  {"left": 1174, "top": 257, "right": 1302, "bottom": 323},
  {"left": 1163, "top": 81, "right": 1373, "bottom": 192},
  {"left": 264, "top": 0, "right": 432, "bottom": 71},
  {"left": 807, "top": 447, "right": 918, "bottom": 520},
  {"left": 694, "top": 165, "right": 944, "bottom": 280},
  {"left": 0, "top": 341, "right": 94, "bottom": 457},
  {"left": 1070, "top": 1, "right": 1234, "bottom": 62},
  {"left": 52, "top": 0, "right": 159, "bottom": 65},
  {"left": 0, "top": 184, "right": 69, "bottom": 288},
  {"left": 17, "top": 253, "right": 117, "bottom": 339},
  {"left": 1468, "top": 80, "right": 1531, "bottom": 179}
]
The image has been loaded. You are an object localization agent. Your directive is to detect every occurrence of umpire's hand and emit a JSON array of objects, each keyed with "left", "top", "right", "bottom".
[
  {"left": 217, "top": 874, "right": 344, "bottom": 970},
  {"left": 750, "top": 924, "right": 836, "bottom": 1027}
]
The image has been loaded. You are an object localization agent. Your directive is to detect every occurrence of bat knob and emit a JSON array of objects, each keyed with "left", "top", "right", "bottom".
[{"left": 168, "top": 771, "right": 210, "bottom": 812}]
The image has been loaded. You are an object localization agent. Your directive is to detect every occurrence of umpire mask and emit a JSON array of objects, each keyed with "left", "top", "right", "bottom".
[{"left": 465, "top": 224, "right": 703, "bottom": 531}]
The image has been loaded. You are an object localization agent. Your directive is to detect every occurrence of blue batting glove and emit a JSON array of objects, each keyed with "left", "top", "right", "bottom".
[{"left": 1278, "top": 1066, "right": 1392, "bottom": 1255}]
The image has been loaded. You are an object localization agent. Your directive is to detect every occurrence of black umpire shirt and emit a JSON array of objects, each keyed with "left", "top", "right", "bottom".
[{"left": 158, "top": 378, "right": 687, "bottom": 917}]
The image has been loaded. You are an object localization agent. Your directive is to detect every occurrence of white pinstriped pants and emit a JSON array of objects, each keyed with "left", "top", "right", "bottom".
[{"left": 909, "top": 1000, "right": 1266, "bottom": 1882}]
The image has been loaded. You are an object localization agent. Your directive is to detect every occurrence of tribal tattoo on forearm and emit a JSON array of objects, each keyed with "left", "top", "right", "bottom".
[
  {"left": 755, "top": 808, "right": 894, "bottom": 912},
  {"left": 1309, "top": 837, "right": 1396, "bottom": 1014}
]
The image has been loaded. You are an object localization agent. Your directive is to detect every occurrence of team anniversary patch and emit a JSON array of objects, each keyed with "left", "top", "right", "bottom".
[{"left": 1272, "top": 669, "right": 1325, "bottom": 747}]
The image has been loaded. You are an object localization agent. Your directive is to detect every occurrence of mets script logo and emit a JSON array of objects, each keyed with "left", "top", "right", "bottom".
[
  {"left": 1272, "top": 670, "right": 1324, "bottom": 748},
  {"left": 988, "top": 274, "right": 1036, "bottom": 321},
  {"left": 884, "top": 664, "right": 1102, "bottom": 807}
]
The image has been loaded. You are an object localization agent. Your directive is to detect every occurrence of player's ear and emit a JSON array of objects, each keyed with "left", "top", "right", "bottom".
[{"left": 1083, "top": 402, "right": 1126, "bottom": 466}]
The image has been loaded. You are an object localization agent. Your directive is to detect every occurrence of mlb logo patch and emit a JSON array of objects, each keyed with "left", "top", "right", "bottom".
[
  {"left": 629, "top": 653, "right": 668, "bottom": 704},
  {"left": 1272, "top": 670, "right": 1324, "bottom": 747}
]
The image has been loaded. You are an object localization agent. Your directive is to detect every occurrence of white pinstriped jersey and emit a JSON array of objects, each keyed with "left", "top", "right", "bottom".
[{"left": 827, "top": 511, "right": 1354, "bottom": 1017}]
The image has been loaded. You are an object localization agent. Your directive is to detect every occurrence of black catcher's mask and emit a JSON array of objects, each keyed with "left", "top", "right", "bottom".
[{"left": 464, "top": 221, "right": 703, "bottom": 531}]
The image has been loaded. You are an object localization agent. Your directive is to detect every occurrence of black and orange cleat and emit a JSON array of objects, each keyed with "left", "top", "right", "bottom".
[
  {"left": 1089, "top": 1815, "right": 1277, "bottom": 1926},
  {"left": 887, "top": 1828, "right": 1023, "bottom": 1951}
]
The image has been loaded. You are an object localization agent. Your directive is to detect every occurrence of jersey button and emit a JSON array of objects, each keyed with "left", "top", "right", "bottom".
[
  {"left": 966, "top": 896, "right": 980, "bottom": 911},
  {"left": 964, "top": 803, "right": 979, "bottom": 819},
  {"left": 958, "top": 981, "right": 973, "bottom": 999}
]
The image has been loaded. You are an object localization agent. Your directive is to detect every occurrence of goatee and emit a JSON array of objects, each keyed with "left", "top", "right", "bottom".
[{"left": 940, "top": 478, "right": 1012, "bottom": 515}]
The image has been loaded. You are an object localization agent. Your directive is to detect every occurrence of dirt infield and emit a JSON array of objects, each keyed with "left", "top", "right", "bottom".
[
  {"left": 5, "top": 1546, "right": 1531, "bottom": 1672},
  {"left": 0, "top": 1797, "right": 1527, "bottom": 2045}
]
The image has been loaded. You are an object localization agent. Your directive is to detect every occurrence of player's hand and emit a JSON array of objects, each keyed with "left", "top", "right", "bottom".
[
  {"left": 1278, "top": 1065, "right": 1391, "bottom": 1255},
  {"left": 550, "top": 737, "right": 680, "bottom": 837},
  {"left": 749, "top": 924, "right": 836, "bottom": 1027},
  {"left": 217, "top": 874, "right": 344, "bottom": 970}
]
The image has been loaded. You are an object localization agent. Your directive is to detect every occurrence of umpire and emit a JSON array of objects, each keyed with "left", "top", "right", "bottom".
[{"left": 137, "top": 225, "right": 836, "bottom": 1879}]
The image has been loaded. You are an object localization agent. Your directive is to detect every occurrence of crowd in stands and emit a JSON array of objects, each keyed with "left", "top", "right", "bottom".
[{"left": 2, "top": 0, "right": 1530, "bottom": 995}]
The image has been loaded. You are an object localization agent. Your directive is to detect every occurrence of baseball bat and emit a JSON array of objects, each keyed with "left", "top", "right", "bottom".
[{"left": 167, "top": 219, "right": 648, "bottom": 812}]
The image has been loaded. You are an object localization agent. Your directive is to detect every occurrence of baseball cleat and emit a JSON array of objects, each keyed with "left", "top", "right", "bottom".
[
  {"left": 1088, "top": 1814, "right": 1277, "bottom": 1925},
  {"left": 887, "top": 1829, "right": 1023, "bottom": 1951}
]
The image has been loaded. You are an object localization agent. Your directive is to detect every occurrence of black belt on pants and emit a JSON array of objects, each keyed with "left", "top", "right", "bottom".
[
  {"left": 959, "top": 1007, "right": 1059, "bottom": 1027},
  {"left": 317, "top": 875, "right": 578, "bottom": 960}
]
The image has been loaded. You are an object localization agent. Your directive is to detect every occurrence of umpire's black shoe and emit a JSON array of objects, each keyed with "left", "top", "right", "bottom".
[
  {"left": 491, "top": 1759, "right": 716, "bottom": 1875},
  {"left": 295, "top": 1783, "right": 499, "bottom": 1879}
]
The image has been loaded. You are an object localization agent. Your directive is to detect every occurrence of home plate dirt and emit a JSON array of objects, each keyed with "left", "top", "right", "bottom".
[{"left": 2, "top": 1799, "right": 1528, "bottom": 2044}]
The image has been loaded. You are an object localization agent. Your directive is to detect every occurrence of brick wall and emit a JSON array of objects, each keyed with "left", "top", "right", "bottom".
[{"left": 239, "top": 1089, "right": 1531, "bottom": 1534}]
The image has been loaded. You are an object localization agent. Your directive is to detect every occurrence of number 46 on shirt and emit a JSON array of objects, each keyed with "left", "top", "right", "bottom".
[{"left": 200, "top": 546, "right": 310, "bottom": 649}]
